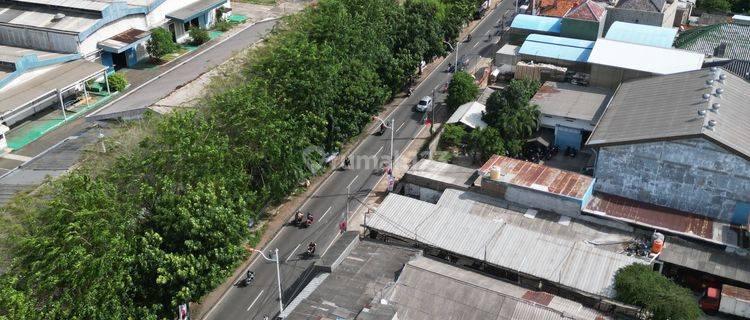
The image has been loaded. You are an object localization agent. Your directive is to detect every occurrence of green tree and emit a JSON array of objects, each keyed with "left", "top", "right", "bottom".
[
  {"left": 697, "top": 0, "right": 732, "bottom": 12},
  {"left": 468, "top": 127, "right": 506, "bottom": 162},
  {"left": 614, "top": 264, "right": 702, "bottom": 320},
  {"left": 108, "top": 72, "right": 128, "bottom": 92},
  {"left": 441, "top": 124, "right": 466, "bottom": 147},
  {"left": 189, "top": 27, "right": 210, "bottom": 45},
  {"left": 146, "top": 28, "right": 178, "bottom": 61},
  {"left": 446, "top": 71, "right": 479, "bottom": 112},
  {"left": 484, "top": 79, "right": 540, "bottom": 140}
]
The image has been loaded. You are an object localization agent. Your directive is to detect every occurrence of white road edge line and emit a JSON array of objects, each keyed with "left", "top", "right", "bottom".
[
  {"left": 347, "top": 175, "right": 359, "bottom": 191},
  {"left": 396, "top": 121, "right": 406, "bottom": 132},
  {"left": 374, "top": 145, "right": 384, "bottom": 157},
  {"left": 246, "top": 290, "right": 264, "bottom": 311},
  {"left": 472, "top": 42, "right": 480, "bottom": 49},
  {"left": 321, "top": 235, "right": 338, "bottom": 258},
  {"left": 319, "top": 206, "right": 333, "bottom": 222},
  {"left": 286, "top": 243, "right": 301, "bottom": 262}
]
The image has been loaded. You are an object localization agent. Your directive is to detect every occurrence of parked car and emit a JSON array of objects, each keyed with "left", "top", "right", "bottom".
[{"left": 415, "top": 96, "right": 433, "bottom": 112}]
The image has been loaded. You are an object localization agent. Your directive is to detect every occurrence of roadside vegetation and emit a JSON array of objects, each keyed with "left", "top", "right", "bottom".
[
  {"left": 697, "top": 0, "right": 749, "bottom": 13},
  {"left": 147, "top": 28, "right": 180, "bottom": 63},
  {"left": 0, "top": 0, "right": 484, "bottom": 319},
  {"left": 614, "top": 264, "right": 702, "bottom": 320}
]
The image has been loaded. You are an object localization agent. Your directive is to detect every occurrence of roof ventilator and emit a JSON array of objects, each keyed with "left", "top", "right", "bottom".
[
  {"left": 711, "top": 103, "right": 720, "bottom": 114},
  {"left": 706, "top": 119, "right": 717, "bottom": 131},
  {"left": 714, "top": 88, "right": 724, "bottom": 98},
  {"left": 52, "top": 13, "right": 65, "bottom": 22}
]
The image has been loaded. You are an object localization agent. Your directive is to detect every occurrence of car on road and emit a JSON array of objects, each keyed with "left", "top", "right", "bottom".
[{"left": 415, "top": 96, "right": 433, "bottom": 112}]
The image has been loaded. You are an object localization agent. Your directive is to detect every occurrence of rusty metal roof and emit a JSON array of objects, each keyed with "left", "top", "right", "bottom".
[
  {"left": 585, "top": 192, "right": 714, "bottom": 239},
  {"left": 479, "top": 155, "right": 593, "bottom": 199},
  {"left": 723, "top": 284, "right": 750, "bottom": 300}
]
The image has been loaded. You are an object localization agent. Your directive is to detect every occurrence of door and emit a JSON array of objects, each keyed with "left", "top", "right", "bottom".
[
  {"left": 112, "top": 52, "right": 128, "bottom": 70},
  {"left": 168, "top": 23, "right": 177, "bottom": 43}
]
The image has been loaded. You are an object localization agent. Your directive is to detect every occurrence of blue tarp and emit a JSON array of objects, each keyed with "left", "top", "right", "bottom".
[
  {"left": 605, "top": 22, "right": 678, "bottom": 48},
  {"left": 510, "top": 14, "right": 562, "bottom": 34},
  {"left": 519, "top": 34, "right": 594, "bottom": 62}
]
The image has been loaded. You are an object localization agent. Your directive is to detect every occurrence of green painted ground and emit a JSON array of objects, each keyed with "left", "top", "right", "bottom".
[{"left": 7, "top": 94, "right": 115, "bottom": 150}]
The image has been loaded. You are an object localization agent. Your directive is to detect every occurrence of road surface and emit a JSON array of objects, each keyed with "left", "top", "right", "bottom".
[{"left": 202, "top": 2, "right": 514, "bottom": 319}]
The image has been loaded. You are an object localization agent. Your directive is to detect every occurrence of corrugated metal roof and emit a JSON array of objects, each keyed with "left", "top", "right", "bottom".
[
  {"left": 390, "top": 257, "right": 609, "bottom": 320},
  {"left": 166, "top": 0, "right": 226, "bottom": 21},
  {"left": 614, "top": 0, "right": 663, "bottom": 12},
  {"left": 11, "top": 0, "right": 109, "bottom": 11},
  {"left": 658, "top": 236, "right": 750, "bottom": 284},
  {"left": 0, "top": 59, "right": 106, "bottom": 114},
  {"left": 588, "top": 39, "right": 704, "bottom": 74},
  {"left": 675, "top": 23, "right": 750, "bottom": 61},
  {"left": 584, "top": 192, "right": 714, "bottom": 240},
  {"left": 446, "top": 101, "right": 488, "bottom": 129},
  {"left": 563, "top": 0, "right": 605, "bottom": 21},
  {"left": 510, "top": 14, "right": 563, "bottom": 34},
  {"left": 519, "top": 34, "right": 594, "bottom": 62},
  {"left": 479, "top": 155, "right": 594, "bottom": 199},
  {"left": 0, "top": 2, "right": 100, "bottom": 33},
  {"left": 531, "top": 81, "right": 612, "bottom": 122},
  {"left": 586, "top": 68, "right": 750, "bottom": 161},
  {"left": 367, "top": 193, "right": 645, "bottom": 298},
  {"left": 605, "top": 22, "right": 677, "bottom": 48},
  {"left": 402, "top": 159, "right": 476, "bottom": 190}
]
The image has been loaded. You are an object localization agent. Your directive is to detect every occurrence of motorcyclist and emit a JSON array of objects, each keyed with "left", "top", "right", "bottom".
[
  {"left": 306, "top": 212, "right": 314, "bottom": 224},
  {"left": 307, "top": 242, "right": 317, "bottom": 254},
  {"left": 380, "top": 123, "right": 386, "bottom": 134},
  {"left": 294, "top": 210, "right": 304, "bottom": 223},
  {"left": 344, "top": 156, "right": 351, "bottom": 168},
  {"left": 467, "top": 34, "right": 472, "bottom": 41},
  {"left": 246, "top": 270, "right": 255, "bottom": 283}
]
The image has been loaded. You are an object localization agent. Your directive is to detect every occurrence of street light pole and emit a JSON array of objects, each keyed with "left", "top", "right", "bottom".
[
  {"left": 252, "top": 248, "right": 283, "bottom": 315},
  {"left": 390, "top": 118, "right": 395, "bottom": 175},
  {"left": 443, "top": 41, "right": 458, "bottom": 72}
]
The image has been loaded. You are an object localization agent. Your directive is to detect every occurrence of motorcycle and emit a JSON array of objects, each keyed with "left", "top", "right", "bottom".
[
  {"left": 305, "top": 245, "right": 316, "bottom": 258},
  {"left": 302, "top": 215, "right": 314, "bottom": 228},
  {"left": 292, "top": 211, "right": 304, "bottom": 226},
  {"left": 238, "top": 271, "right": 255, "bottom": 287},
  {"left": 377, "top": 124, "right": 387, "bottom": 135}
]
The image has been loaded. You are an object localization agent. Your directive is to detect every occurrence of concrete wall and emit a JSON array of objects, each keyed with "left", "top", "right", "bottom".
[
  {"left": 603, "top": 8, "right": 664, "bottom": 34},
  {"left": 540, "top": 114, "right": 596, "bottom": 132},
  {"left": 594, "top": 138, "right": 750, "bottom": 223},
  {"left": 561, "top": 18, "right": 600, "bottom": 41},
  {"left": 146, "top": 0, "right": 205, "bottom": 27},
  {"left": 404, "top": 183, "right": 443, "bottom": 203},
  {"left": 482, "top": 178, "right": 587, "bottom": 217},
  {"left": 590, "top": 64, "right": 653, "bottom": 89}
]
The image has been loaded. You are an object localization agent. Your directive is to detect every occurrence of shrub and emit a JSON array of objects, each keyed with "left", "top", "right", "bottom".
[
  {"left": 146, "top": 28, "right": 178, "bottom": 61},
  {"left": 108, "top": 72, "right": 128, "bottom": 92},
  {"left": 614, "top": 264, "right": 702, "bottom": 320},
  {"left": 189, "top": 27, "right": 210, "bottom": 45},
  {"left": 214, "top": 19, "right": 232, "bottom": 32},
  {"left": 441, "top": 124, "right": 466, "bottom": 148}
]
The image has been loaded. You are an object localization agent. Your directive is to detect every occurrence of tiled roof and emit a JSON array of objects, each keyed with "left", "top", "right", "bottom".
[
  {"left": 538, "top": 0, "right": 586, "bottom": 17},
  {"left": 675, "top": 23, "right": 750, "bottom": 60},
  {"left": 564, "top": 0, "right": 605, "bottom": 21},
  {"left": 614, "top": 0, "right": 663, "bottom": 12}
]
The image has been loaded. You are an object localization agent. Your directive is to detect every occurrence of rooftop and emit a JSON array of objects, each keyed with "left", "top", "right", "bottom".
[
  {"left": 537, "top": 0, "right": 585, "bottom": 18},
  {"left": 658, "top": 236, "right": 750, "bottom": 285},
  {"left": 563, "top": 0, "right": 605, "bottom": 21},
  {"left": 283, "top": 240, "right": 422, "bottom": 320},
  {"left": 587, "top": 39, "right": 704, "bottom": 74},
  {"left": 0, "top": 2, "right": 100, "bottom": 33},
  {"left": 446, "top": 101, "right": 488, "bottom": 129},
  {"left": 720, "top": 59, "right": 750, "bottom": 80},
  {"left": 605, "top": 22, "right": 677, "bottom": 48},
  {"left": 531, "top": 81, "right": 612, "bottom": 122},
  {"left": 98, "top": 28, "right": 150, "bottom": 53},
  {"left": 0, "top": 59, "right": 106, "bottom": 115},
  {"left": 510, "top": 14, "right": 563, "bottom": 34},
  {"left": 402, "top": 159, "right": 477, "bottom": 192},
  {"left": 675, "top": 23, "right": 750, "bottom": 61},
  {"left": 366, "top": 192, "right": 645, "bottom": 299},
  {"left": 166, "top": 0, "right": 226, "bottom": 21},
  {"left": 587, "top": 68, "right": 750, "bottom": 161},
  {"left": 479, "top": 155, "right": 594, "bottom": 200},
  {"left": 0, "top": 44, "right": 68, "bottom": 64},
  {"left": 384, "top": 257, "right": 608, "bottom": 320},
  {"left": 614, "top": 0, "right": 665, "bottom": 12},
  {"left": 519, "top": 34, "right": 594, "bottom": 63}
]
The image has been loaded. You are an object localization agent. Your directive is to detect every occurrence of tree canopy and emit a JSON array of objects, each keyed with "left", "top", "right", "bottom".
[
  {"left": 446, "top": 71, "right": 479, "bottom": 112},
  {"left": 0, "top": 0, "right": 482, "bottom": 319},
  {"left": 614, "top": 264, "right": 703, "bottom": 320},
  {"left": 481, "top": 78, "right": 540, "bottom": 157}
]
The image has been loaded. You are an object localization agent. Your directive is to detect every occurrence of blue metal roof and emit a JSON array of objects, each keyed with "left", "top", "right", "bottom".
[
  {"left": 605, "top": 22, "right": 677, "bottom": 48},
  {"left": 519, "top": 34, "right": 594, "bottom": 62},
  {"left": 510, "top": 14, "right": 562, "bottom": 34}
]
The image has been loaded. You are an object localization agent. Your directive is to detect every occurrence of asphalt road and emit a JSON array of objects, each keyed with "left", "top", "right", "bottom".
[
  {"left": 87, "top": 19, "right": 278, "bottom": 120},
  {"left": 202, "top": 3, "right": 515, "bottom": 319}
]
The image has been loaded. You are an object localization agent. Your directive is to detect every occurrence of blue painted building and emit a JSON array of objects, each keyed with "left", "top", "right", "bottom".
[
  {"left": 518, "top": 34, "right": 594, "bottom": 70},
  {"left": 508, "top": 14, "right": 562, "bottom": 44}
]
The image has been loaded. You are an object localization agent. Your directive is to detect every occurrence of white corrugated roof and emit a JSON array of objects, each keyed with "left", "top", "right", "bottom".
[
  {"left": 446, "top": 101, "right": 488, "bottom": 129},
  {"left": 588, "top": 39, "right": 704, "bottom": 74},
  {"left": 366, "top": 193, "right": 646, "bottom": 298}
]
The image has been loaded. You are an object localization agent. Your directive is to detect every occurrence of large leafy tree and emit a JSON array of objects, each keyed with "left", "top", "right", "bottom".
[
  {"left": 484, "top": 79, "right": 540, "bottom": 141},
  {"left": 697, "top": 0, "right": 732, "bottom": 12},
  {"left": 446, "top": 71, "right": 479, "bottom": 112}
]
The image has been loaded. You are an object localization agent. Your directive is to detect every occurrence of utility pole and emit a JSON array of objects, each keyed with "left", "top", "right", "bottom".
[
  {"left": 252, "top": 248, "right": 283, "bottom": 315},
  {"left": 390, "top": 118, "right": 395, "bottom": 176},
  {"left": 443, "top": 41, "right": 458, "bottom": 72},
  {"left": 430, "top": 88, "right": 436, "bottom": 135}
]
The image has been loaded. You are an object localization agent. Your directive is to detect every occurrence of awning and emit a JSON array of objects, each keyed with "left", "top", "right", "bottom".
[
  {"left": 0, "top": 59, "right": 106, "bottom": 118},
  {"left": 98, "top": 29, "right": 151, "bottom": 54},
  {"left": 166, "top": 0, "right": 227, "bottom": 22}
]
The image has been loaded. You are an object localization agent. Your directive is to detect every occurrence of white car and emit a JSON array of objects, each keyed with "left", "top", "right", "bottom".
[{"left": 416, "top": 96, "right": 433, "bottom": 112}]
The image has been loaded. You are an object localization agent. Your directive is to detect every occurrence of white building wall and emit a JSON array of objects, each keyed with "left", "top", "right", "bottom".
[
  {"left": 145, "top": 0, "right": 205, "bottom": 27},
  {"left": 79, "top": 16, "right": 149, "bottom": 56},
  {"left": 505, "top": 185, "right": 582, "bottom": 217}
]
